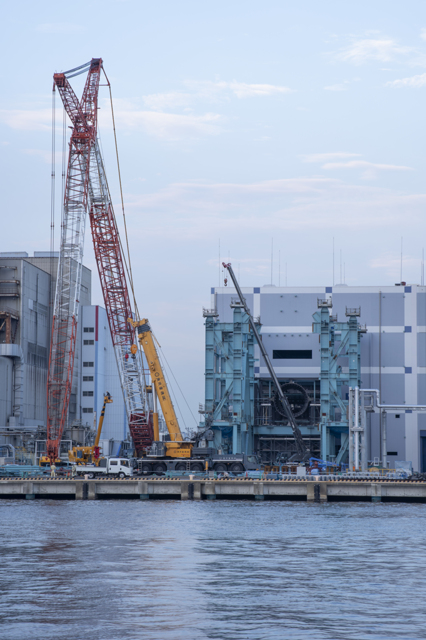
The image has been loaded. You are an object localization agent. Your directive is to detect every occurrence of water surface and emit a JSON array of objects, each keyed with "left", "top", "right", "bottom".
[{"left": 0, "top": 500, "right": 425, "bottom": 640}]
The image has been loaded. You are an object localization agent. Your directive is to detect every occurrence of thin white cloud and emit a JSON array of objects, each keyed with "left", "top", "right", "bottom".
[
  {"left": 386, "top": 72, "right": 426, "bottom": 88},
  {"left": 222, "top": 81, "right": 293, "bottom": 98},
  {"left": 301, "top": 152, "right": 361, "bottom": 163},
  {"left": 185, "top": 79, "right": 293, "bottom": 99},
  {"left": 322, "top": 160, "right": 412, "bottom": 171},
  {"left": 324, "top": 83, "right": 349, "bottom": 91},
  {"left": 24, "top": 149, "right": 63, "bottom": 164},
  {"left": 101, "top": 108, "right": 224, "bottom": 140},
  {"left": 321, "top": 159, "right": 413, "bottom": 181},
  {"left": 370, "top": 254, "right": 420, "bottom": 279},
  {"left": 123, "top": 177, "right": 426, "bottom": 241},
  {"left": 0, "top": 109, "right": 51, "bottom": 131},
  {"left": 36, "top": 23, "right": 85, "bottom": 33},
  {"left": 143, "top": 92, "right": 193, "bottom": 111},
  {"left": 336, "top": 38, "right": 411, "bottom": 64},
  {"left": 421, "top": 28, "right": 426, "bottom": 41},
  {"left": 0, "top": 102, "right": 224, "bottom": 141},
  {"left": 141, "top": 80, "right": 293, "bottom": 112}
]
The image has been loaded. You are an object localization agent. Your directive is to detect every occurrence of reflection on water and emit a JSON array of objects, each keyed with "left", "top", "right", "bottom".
[{"left": 0, "top": 500, "right": 425, "bottom": 640}]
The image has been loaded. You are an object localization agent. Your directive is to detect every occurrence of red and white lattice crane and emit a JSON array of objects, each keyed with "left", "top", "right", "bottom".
[{"left": 46, "top": 58, "right": 153, "bottom": 463}]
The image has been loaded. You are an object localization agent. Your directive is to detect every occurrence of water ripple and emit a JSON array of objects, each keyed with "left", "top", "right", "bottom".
[{"left": 0, "top": 500, "right": 425, "bottom": 639}]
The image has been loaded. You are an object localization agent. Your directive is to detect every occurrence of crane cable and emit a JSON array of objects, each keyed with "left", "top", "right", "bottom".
[
  {"left": 153, "top": 332, "right": 199, "bottom": 427},
  {"left": 104, "top": 71, "right": 196, "bottom": 430},
  {"left": 106, "top": 78, "right": 139, "bottom": 321}
]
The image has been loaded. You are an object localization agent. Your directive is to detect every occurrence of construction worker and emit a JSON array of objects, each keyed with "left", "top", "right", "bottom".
[
  {"left": 50, "top": 463, "right": 56, "bottom": 478},
  {"left": 71, "top": 464, "right": 77, "bottom": 479}
]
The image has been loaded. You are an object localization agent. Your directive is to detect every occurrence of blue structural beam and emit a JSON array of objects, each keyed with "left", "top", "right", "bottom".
[
  {"left": 202, "top": 305, "right": 255, "bottom": 454},
  {"left": 313, "top": 302, "right": 363, "bottom": 461}
]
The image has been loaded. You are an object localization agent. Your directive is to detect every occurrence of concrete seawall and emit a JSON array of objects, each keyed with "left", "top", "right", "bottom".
[{"left": 1, "top": 478, "right": 426, "bottom": 502}]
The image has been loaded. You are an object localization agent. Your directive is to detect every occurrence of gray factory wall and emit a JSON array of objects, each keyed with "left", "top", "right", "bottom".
[
  {"left": 21, "top": 260, "right": 51, "bottom": 424},
  {"left": 0, "top": 254, "right": 92, "bottom": 429},
  {"left": 0, "top": 356, "right": 13, "bottom": 425},
  {"left": 332, "top": 291, "right": 405, "bottom": 326},
  {"left": 260, "top": 292, "right": 319, "bottom": 326},
  {"left": 26, "top": 256, "right": 92, "bottom": 423}
]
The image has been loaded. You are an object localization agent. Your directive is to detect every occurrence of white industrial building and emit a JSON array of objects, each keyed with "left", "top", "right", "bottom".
[
  {"left": 210, "top": 282, "right": 426, "bottom": 472},
  {"left": 80, "top": 305, "right": 128, "bottom": 452}
]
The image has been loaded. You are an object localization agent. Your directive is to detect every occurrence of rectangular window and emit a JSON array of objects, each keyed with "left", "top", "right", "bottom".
[
  {"left": 84, "top": 340, "right": 94, "bottom": 345},
  {"left": 84, "top": 327, "right": 94, "bottom": 333},
  {"left": 273, "top": 350, "right": 312, "bottom": 360},
  {"left": 110, "top": 460, "right": 117, "bottom": 466},
  {"left": 82, "top": 408, "right": 93, "bottom": 413},
  {"left": 83, "top": 362, "right": 94, "bottom": 367},
  {"left": 83, "top": 391, "right": 94, "bottom": 397},
  {"left": 83, "top": 376, "right": 93, "bottom": 382}
]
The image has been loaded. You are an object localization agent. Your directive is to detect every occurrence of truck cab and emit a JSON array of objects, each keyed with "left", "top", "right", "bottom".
[{"left": 76, "top": 457, "right": 133, "bottom": 478}]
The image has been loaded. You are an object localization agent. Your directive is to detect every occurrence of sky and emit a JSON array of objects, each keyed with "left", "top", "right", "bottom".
[{"left": 1, "top": 0, "right": 426, "bottom": 431}]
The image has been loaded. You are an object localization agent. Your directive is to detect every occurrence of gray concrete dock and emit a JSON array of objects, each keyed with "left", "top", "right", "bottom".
[{"left": 1, "top": 478, "right": 426, "bottom": 502}]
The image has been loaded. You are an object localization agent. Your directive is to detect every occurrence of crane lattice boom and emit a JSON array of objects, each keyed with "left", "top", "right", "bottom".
[
  {"left": 46, "top": 58, "right": 153, "bottom": 462},
  {"left": 46, "top": 59, "right": 102, "bottom": 461}
]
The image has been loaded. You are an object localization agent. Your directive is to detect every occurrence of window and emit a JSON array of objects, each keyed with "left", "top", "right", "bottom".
[
  {"left": 273, "top": 350, "right": 313, "bottom": 360},
  {"left": 120, "top": 460, "right": 129, "bottom": 467},
  {"left": 82, "top": 408, "right": 93, "bottom": 413},
  {"left": 84, "top": 327, "right": 94, "bottom": 333},
  {"left": 83, "top": 362, "right": 94, "bottom": 367},
  {"left": 83, "top": 376, "right": 93, "bottom": 382},
  {"left": 110, "top": 460, "right": 117, "bottom": 466},
  {"left": 84, "top": 340, "right": 94, "bottom": 345},
  {"left": 83, "top": 391, "right": 93, "bottom": 397}
]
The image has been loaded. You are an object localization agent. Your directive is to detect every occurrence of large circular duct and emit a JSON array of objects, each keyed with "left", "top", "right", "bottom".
[{"left": 273, "top": 381, "right": 310, "bottom": 418}]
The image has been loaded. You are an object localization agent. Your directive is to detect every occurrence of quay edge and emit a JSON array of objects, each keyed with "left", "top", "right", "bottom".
[{"left": 1, "top": 478, "right": 426, "bottom": 502}]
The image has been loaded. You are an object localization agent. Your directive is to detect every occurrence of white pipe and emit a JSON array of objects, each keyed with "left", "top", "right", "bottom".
[
  {"left": 361, "top": 391, "right": 367, "bottom": 471},
  {"left": 382, "top": 410, "right": 387, "bottom": 469},
  {"left": 354, "top": 386, "right": 359, "bottom": 471},
  {"left": 360, "top": 389, "right": 426, "bottom": 411}
]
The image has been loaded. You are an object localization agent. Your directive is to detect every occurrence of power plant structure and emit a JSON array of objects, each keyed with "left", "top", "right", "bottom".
[
  {"left": 0, "top": 251, "right": 130, "bottom": 464},
  {"left": 201, "top": 282, "right": 426, "bottom": 473}
]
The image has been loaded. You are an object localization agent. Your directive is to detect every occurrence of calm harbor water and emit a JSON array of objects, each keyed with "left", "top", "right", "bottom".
[{"left": 0, "top": 500, "right": 425, "bottom": 640}]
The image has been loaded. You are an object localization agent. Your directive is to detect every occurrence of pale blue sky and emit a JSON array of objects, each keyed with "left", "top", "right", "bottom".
[{"left": 1, "top": 1, "right": 426, "bottom": 428}]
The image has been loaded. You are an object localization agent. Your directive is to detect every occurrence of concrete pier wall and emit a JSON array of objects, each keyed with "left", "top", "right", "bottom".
[{"left": 1, "top": 478, "right": 426, "bottom": 502}]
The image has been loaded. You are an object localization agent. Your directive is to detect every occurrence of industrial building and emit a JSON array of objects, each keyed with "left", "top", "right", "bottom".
[
  {"left": 0, "top": 251, "right": 129, "bottom": 463},
  {"left": 80, "top": 305, "right": 128, "bottom": 455},
  {"left": 202, "top": 282, "right": 426, "bottom": 472}
]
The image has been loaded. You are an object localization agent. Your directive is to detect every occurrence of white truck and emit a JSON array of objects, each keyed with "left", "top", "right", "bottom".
[{"left": 76, "top": 457, "right": 133, "bottom": 479}]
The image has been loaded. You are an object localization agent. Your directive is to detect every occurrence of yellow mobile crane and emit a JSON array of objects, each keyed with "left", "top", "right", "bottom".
[
  {"left": 129, "top": 319, "right": 192, "bottom": 459},
  {"left": 68, "top": 392, "right": 113, "bottom": 465}
]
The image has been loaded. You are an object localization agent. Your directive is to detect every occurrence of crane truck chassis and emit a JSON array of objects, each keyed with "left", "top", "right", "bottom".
[{"left": 136, "top": 445, "right": 260, "bottom": 475}]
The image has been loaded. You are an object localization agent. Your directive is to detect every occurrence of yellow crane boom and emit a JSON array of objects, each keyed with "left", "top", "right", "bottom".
[
  {"left": 129, "top": 318, "right": 192, "bottom": 458},
  {"left": 68, "top": 392, "right": 113, "bottom": 465}
]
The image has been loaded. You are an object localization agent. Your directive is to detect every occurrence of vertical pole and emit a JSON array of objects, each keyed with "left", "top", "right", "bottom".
[
  {"left": 348, "top": 387, "right": 353, "bottom": 471},
  {"left": 379, "top": 291, "right": 382, "bottom": 461},
  {"left": 354, "top": 386, "right": 359, "bottom": 471},
  {"left": 360, "top": 390, "right": 367, "bottom": 471},
  {"left": 382, "top": 410, "right": 387, "bottom": 470}
]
